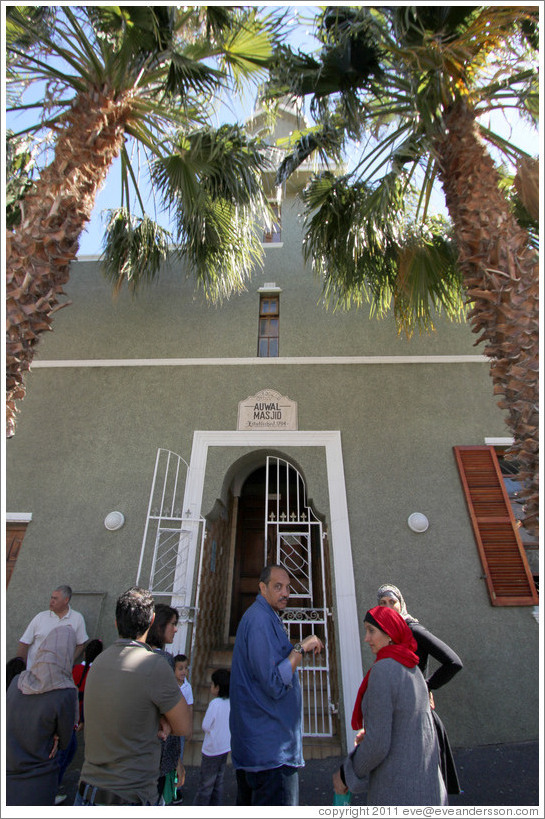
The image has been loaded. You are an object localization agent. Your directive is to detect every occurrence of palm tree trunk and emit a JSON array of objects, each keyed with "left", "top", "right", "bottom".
[
  {"left": 6, "top": 91, "right": 131, "bottom": 435},
  {"left": 435, "top": 101, "right": 539, "bottom": 534}
]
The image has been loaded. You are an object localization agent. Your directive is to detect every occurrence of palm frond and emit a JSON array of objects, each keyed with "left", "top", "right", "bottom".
[
  {"left": 175, "top": 197, "right": 265, "bottom": 301},
  {"left": 199, "top": 6, "right": 233, "bottom": 40},
  {"left": 301, "top": 171, "right": 405, "bottom": 284},
  {"left": 275, "top": 124, "right": 344, "bottom": 186},
  {"left": 163, "top": 53, "right": 224, "bottom": 99},
  {"left": 87, "top": 5, "right": 175, "bottom": 56},
  {"left": 5, "top": 5, "right": 56, "bottom": 48},
  {"left": 221, "top": 12, "right": 276, "bottom": 83},
  {"left": 266, "top": 46, "right": 327, "bottom": 100},
  {"left": 302, "top": 172, "right": 464, "bottom": 333},
  {"left": 391, "top": 225, "right": 465, "bottom": 334},
  {"left": 152, "top": 125, "right": 272, "bottom": 209},
  {"left": 150, "top": 124, "right": 271, "bottom": 300},
  {"left": 101, "top": 209, "right": 173, "bottom": 295}
]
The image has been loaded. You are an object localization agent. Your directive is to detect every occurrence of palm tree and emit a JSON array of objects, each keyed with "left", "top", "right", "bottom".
[
  {"left": 5, "top": 5, "right": 285, "bottom": 435},
  {"left": 264, "top": 6, "right": 539, "bottom": 533}
]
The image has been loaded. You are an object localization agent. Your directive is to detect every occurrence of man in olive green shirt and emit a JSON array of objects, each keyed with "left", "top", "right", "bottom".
[{"left": 76, "top": 587, "right": 191, "bottom": 806}]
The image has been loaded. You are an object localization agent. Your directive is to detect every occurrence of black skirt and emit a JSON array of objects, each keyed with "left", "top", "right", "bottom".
[{"left": 432, "top": 708, "right": 461, "bottom": 795}]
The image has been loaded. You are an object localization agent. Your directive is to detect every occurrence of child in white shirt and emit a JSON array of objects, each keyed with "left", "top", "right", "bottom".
[
  {"left": 193, "top": 668, "right": 231, "bottom": 806},
  {"left": 173, "top": 654, "right": 193, "bottom": 804}
]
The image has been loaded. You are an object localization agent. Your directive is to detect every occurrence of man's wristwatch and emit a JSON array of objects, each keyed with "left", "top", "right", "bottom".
[{"left": 293, "top": 642, "right": 305, "bottom": 655}]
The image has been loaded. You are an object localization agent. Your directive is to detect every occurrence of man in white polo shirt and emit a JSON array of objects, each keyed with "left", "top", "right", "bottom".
[{"left": 17, "top": 584, "right": 88, "bottom": 669}]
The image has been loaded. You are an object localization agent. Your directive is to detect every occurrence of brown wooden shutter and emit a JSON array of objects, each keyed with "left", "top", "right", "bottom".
[
  {"left": 6, "top": 522, "right": 28, "bottom": 588},
  {"left": 453, "top": 446, "right": 538, "bottom": 606}
]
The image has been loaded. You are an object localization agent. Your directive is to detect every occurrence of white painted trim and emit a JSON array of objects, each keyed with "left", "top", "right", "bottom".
[
  {"left": 77, "top": 244, "right": 288, "bottom": 259},
  {"left": 182, "top": 430, "right": 362, "bottom": 750},
  {"left": 6, "top": 513, "right": 33, "bottom": 523},
  {"left": 30, "top": 354, "right": 489, "bottom": 369},
  {"left": 485, "top": 437, "right": 515, "bottom": 446}
]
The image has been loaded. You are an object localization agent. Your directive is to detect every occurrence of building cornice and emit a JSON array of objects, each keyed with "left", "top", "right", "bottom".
[{"left": 30, "top": 355, "right": 489, "bottom": 369}]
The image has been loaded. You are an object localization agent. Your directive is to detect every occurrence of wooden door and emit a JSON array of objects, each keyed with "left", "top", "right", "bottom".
[{"left": 229, "top": 494, "right": 266, "bottom": 635}]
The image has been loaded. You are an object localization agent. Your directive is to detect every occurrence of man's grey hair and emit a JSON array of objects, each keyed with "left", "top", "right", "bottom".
[{"left": 55, "top": 584, "right": 72, "bottom": 601}]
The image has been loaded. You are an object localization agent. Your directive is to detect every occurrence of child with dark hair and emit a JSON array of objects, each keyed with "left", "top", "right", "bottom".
[
  {"left": 6, "top": 657, "right": 26, "bottom": 690},
  {"left": 172, "top": 654, "right": 193, "bottom": 805},
  {"left": 193, "top": 668, "right": 231, "bottom": 806}
]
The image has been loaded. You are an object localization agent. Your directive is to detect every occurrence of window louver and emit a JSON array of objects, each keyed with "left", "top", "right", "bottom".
[{"left": 453, "top": 446, "right": 538, "bottom": 606}]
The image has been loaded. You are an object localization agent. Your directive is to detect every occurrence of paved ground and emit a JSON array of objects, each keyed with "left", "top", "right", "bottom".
[{"left": 59, "top": 739, "right": 540, "bottom": 807}]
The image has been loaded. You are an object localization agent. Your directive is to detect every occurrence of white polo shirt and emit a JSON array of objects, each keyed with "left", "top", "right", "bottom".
[{"left": 20, "top": 606, "right": 89, "bottom": 669}]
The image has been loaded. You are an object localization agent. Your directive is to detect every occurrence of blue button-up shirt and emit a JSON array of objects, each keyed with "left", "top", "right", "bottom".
[{"left": 229, "top": 594, "right": 303, "bottom": 771}]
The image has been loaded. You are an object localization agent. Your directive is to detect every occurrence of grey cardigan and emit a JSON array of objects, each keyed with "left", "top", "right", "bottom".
[{"left": 344, "top": 658, "right": 447, "bottom": 806}]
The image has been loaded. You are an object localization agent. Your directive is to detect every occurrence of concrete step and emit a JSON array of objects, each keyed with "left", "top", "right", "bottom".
[
  {"left": 303, "top": 737, "right": 343, "bottom": 760},
  {"left": 209, "top": 647, "right": 234, "bottom": 666}
]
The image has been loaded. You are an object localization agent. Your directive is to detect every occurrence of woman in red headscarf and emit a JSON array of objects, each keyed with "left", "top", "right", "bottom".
[{"left": 333, "top": 606, "right": 447, "bottom": 806}]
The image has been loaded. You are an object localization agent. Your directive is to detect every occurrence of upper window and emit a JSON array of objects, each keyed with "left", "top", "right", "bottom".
[
  {"left": 263, "top": 204, "right": 281, "bottom": 244},
  {"left": 258, "top": 294, "right": 279, "bottom": 357}
]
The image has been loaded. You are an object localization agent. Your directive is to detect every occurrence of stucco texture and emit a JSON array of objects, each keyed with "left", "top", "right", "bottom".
[{"left": 5, "top": 194, "right": 538, "bottom": 750}]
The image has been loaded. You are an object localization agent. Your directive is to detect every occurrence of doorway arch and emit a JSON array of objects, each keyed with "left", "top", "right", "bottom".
[
  {"left": 183, "top": 430, "right": 363, "bottom": 749},
  {"left": 180, "top": 429, "right": 362, "bottom": 750},
  {"left": 138, "top": 430, "right": 362, "bottom": 751},
  {"left": 223, "top": 454, "right": 336, "bottom": 737}
]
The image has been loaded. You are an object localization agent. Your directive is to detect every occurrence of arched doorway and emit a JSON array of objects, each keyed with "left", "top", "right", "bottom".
[
  {"left": 138, "top": 434, "right": 362, "bottom": 753},
  {"left": 230, "top": 456, "right": 336, "bottom": 738}
]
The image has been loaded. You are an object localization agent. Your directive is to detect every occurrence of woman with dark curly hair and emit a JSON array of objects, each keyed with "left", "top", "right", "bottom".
[{"left": 147, "top": 603, "right": 181, "bottom": 804}]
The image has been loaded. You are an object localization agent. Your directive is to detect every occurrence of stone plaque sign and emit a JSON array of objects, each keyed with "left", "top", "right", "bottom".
[{"left": 237, "top": 389, "right": 298, "bottom": 431}]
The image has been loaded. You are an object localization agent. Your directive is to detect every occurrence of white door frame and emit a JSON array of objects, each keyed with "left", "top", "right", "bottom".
[{"left": 181, "top": 429, "right": 362, "bottom": 749}]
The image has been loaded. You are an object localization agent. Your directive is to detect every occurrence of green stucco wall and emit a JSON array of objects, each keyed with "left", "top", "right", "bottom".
[{"left": 5, "top": 191, "right": 538, "bottom": 750}]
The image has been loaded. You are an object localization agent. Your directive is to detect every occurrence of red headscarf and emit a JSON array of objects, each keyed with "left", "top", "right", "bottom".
[{"left": 351, "top": 605, "right": 419, "bottom": 730}]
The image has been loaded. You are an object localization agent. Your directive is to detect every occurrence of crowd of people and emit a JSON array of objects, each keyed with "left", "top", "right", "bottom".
[{"left": 5, "top": 570, "right": 463, "bottom": 807}]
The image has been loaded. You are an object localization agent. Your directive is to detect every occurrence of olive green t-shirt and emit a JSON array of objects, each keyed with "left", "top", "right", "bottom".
[{"left": 81, "top": 639, "right": 181, "bottom": 804}]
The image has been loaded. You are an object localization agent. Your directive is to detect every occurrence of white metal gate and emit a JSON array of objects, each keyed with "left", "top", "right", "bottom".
[
  {"left": 265, "top": 456, "right": 333, "bottom": 737},
  {"left": 136, "top": 448, "right": 205, "bottom": 656}
]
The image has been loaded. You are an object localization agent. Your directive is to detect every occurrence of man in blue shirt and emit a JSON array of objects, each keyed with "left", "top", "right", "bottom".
[{"left": 229, "top": 564, "right": 324, "bottom": 805}]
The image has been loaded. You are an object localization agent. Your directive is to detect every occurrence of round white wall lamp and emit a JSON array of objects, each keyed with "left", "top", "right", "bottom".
[
  {"left": 408, "top": 512, "right": 429, "bottom": 533},
  {"left": 104, "top": 511, "right": 125, "bottom": 531}
]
